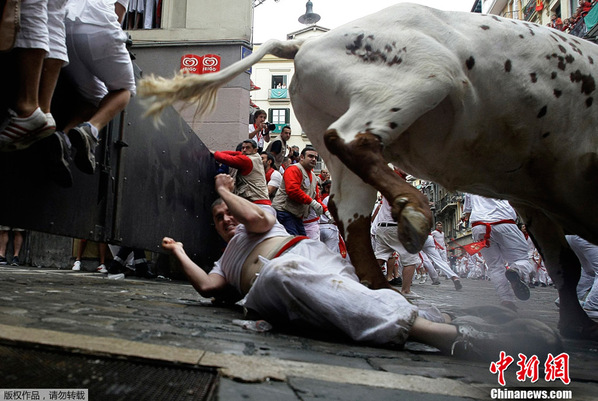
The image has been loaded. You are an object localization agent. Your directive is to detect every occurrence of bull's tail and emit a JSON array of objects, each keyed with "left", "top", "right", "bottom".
[{"left": 138, "top": 38, "right": 304, "bottom": 120}]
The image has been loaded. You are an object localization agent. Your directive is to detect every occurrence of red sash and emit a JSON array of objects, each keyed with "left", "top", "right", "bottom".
[
  {"left": 471, "top": 219, "right": 517, "bottom": 248},
  {"left": 274, "top": 236, "right": 309, "bottom": 258}
]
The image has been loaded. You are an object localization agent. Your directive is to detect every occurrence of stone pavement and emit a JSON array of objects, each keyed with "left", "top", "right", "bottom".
[{"left": 0, "top": 265, "right": 597, "bottom": 400}]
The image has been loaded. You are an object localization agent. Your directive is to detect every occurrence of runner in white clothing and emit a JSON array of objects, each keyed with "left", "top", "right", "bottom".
[
  {"left": 431, "top": 222, "right": 449, "bottom": 263},
  {"left": 463, "top": 194, "right": 534, "bottom": 312}
]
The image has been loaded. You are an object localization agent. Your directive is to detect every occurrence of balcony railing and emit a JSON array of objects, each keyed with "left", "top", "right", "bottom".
[
  {"left": 269, "top": 88, "right": 289, "bottom": 100},
  {"left": 434, "top": 193, "right": 462, "bottom": 215}
]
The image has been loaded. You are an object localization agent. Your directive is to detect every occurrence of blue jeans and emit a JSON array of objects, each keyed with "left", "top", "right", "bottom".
[{"left": 276, "top": 210, "right": 306, "bottom": 236}]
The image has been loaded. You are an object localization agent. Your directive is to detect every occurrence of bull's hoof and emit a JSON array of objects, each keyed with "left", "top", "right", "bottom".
[
  {"left": 396, "top": 204, "right": 430, "bottom": 254},
  {"left": 559, "top": 320, "right": 598, "bottom": 341}
]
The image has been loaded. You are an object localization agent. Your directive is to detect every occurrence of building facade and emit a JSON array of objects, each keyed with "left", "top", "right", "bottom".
[
  {"left": 125, "top": 0, "right": 254, "bottom": 151},
  {"left": 249, "top": 26, "right": 330, "bottom": 155}
]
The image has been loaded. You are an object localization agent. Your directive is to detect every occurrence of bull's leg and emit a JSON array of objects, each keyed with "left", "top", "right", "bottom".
[
  {"left": 326, "top": 173, "right": 389, "bottom": 289},
  {"left": 324, "top": 129, "right": 432, "bottom": 254},
  {"left": 513, "top": 203, "right": 598, "bottom": 340}
]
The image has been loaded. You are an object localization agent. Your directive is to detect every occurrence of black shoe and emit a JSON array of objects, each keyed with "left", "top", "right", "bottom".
[
  {"left": 10, "top": 256, "right": 19, "bottom": 266},
  {"left": 505, "top": 269, "right": 530, "bottom": 301},
  {"left": 432, "top": 278, "right": 441, "bottom": 285},
  {"left": 107, "top": 260, "right": 125, "bottom": 275},
  {"left": 388, "top": 277, "right": 403, "bottom": 286},
  {"left": 0, "top": 256, "right": 7, "bottom": 265},
  {"left": 453, "top": 278, "right": 463, "bottom": 291}
]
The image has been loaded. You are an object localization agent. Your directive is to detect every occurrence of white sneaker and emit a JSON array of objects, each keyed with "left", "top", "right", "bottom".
[
  {"left": 419, "top": 274, "right": 427, "bottom": 284},
  {"left": 0, "top": 107, "right": 55, "bottom": 151},
  {"left": 96, "top": 264, "right": 108, "bottom": 273},
  {"left": 107, "top": 273, "right": 125, "bottom": 280},
  {"left": 72, "top": 260, "right": 81, "bottom": 271}
]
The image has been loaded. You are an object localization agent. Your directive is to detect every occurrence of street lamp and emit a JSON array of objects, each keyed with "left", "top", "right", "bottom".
[{"left": 298, "top": 1, "right": 321, "bottom": 25}]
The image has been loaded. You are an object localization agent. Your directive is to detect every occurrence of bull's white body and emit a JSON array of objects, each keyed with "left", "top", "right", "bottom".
[{"left": 290, "top": 4, "right": 598, "bottom": 244}]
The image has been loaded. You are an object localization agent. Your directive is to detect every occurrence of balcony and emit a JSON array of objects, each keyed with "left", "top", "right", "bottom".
[
  {"left": 434, "top": 193, "right": 462, "bottom": 216},
  {"left": 269, "top": 88, "right": 289, "bottom": 101}
]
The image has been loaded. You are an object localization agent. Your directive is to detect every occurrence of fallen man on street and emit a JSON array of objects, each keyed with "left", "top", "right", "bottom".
[{"left": 162, "top": 174, "right": 562, "bottom": 361}]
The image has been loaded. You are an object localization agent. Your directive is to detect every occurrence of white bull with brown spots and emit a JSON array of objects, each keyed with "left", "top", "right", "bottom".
[{"left": 139, "top": 3, "right": 598, "bottom": 340}]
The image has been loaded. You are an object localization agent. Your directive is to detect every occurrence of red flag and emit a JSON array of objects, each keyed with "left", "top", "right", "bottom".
[
  {"left": 462, "top": 240, "right": 487, "bottom": 255},
  {"left": 536, "top": 0, "right": 544, "bottom": 11}
]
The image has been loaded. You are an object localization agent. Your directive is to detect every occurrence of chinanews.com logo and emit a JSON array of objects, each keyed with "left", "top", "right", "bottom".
[{"left": 489, "top": 351, "right": 573, "bottom": 400}]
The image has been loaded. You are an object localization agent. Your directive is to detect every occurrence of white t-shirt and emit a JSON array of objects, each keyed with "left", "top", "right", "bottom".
[
  {"left": 267, "top": 169, "right": 282, "bottom": 189},
  {"left": 209, "top": 206, "right": 289, "bottom": 292},
  {"left": 248, "top": 124, "right": 267, "bottom": 149},
  {"left": 463, "top": 194, "right": 517, "bottom": 223},
  {"left": 66, "top": 0, "right": 128, "bottom": 27},
  {"left": 431, "top": 229, "right": 446, "bottom": 249}
]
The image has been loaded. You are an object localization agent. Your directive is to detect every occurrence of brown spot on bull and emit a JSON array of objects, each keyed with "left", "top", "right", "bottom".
[
  {"left": 565, "top": 55, "right": 575, "bottom": 64},
  {"left": 390, "top": 107, "right": 401, "bottom": 112},
  {"left": 537, "top": 105, "right": 547, "bottom": 118},
  {"left": 519, "top": 34, "right": 525, "bottom": 39},
  {"left": 530, "top": 73, "right": 538, "bottom": 83},
  {"left": 389, "top": 122, "right": 398, "bottom": 129},
  {"left": 551, "top": 72, "right": 558, "bottom": 79},
  {"left": 492, "top": 16, "right": 500, "bottom": 22},
  {"left": 505, "top": 60, "right": 512, "bottom": 72},
  {"left": 587, "top": 97, "right": 594, "bottom": 107},
  {"left": 570, "top": 70, "right": 596, "bottom": 95},
  {"left": 570, "top": 45, "right": 583, "bottom": 56},
  {"left": 589, "top": 56, "right": 594, "bottom": 64},
  {"left": 554, "top": 89, "right": 562, "bottom": 98},
  {"left": 558, "top": 45, "right": 567, "bottom": 54},
  {"left": 558, "top": 58, "right": 567, "bottom": 71},
  {"left": 466, "top": 56, "right": 475, "bottom": 70},
  {"left": 480, "top": 25, "right": 490, "bottom": 30},
  {"left": 388, "top": 55, "right": 403, "bottom": 66},
  {"left": 346, "top": 33, "right": 364, "bottom": 52}
]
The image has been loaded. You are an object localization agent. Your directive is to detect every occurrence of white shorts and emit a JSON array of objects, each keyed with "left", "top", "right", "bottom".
[
  {"left": 63, "top": 23, "right": 136, "bottom": 106},
  {"left": 374, "top": 226, "right": 420, "bottom": 266},
  {"left": 15, "top": 0, "right": 68, "bottom": 62}
]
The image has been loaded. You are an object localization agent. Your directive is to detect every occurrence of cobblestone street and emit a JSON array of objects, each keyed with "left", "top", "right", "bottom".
[{"left": 0, "top": 265, "right": 596, "bottom": 400}]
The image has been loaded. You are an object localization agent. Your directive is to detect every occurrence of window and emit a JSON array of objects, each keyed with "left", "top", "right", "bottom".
[
  {"left": 268, "top": 108, "right": 290, "bottom": 134},
  {"left": 122, "top": 0, "right": 162, "bottom": 30},
  {"left": 271, "top": 75, "right": 287, "bottom": 89},
  {"left": 269, "top": 108, "right": 289, "bottom": 124}
]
